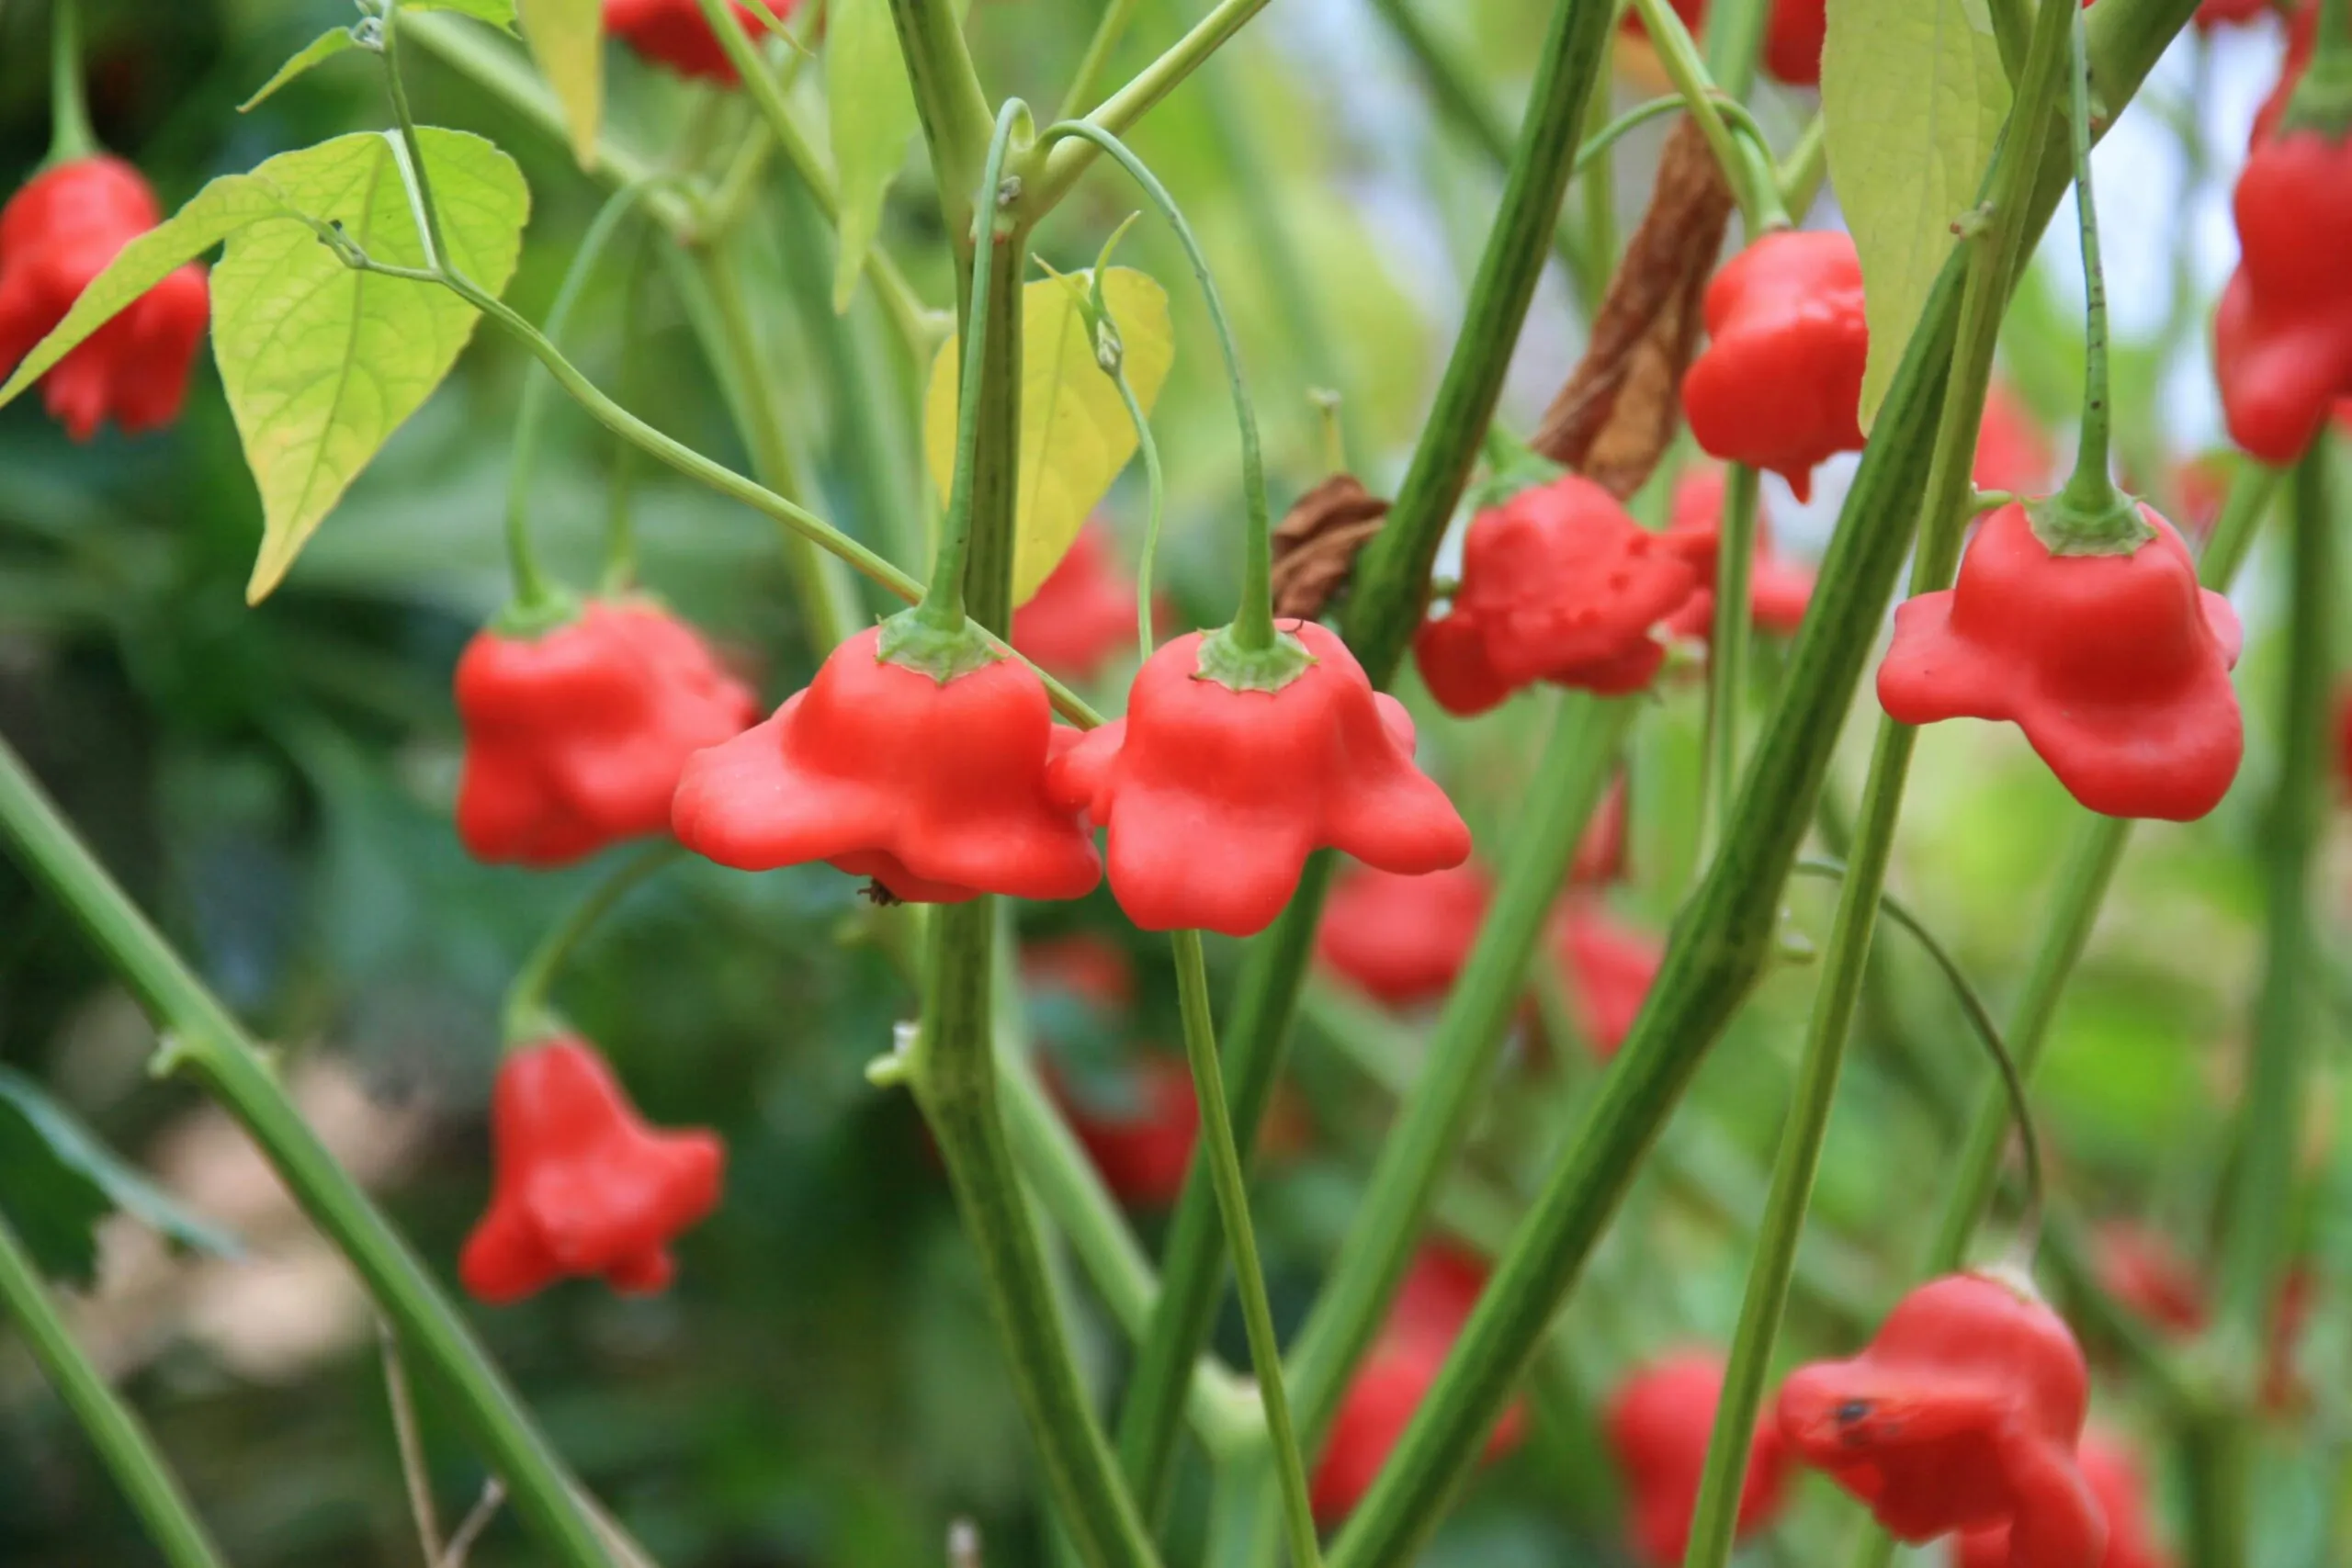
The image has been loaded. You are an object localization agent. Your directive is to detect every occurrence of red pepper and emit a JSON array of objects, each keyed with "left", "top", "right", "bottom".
[
  {"left": 1049, "top": 620, "right": 1468, "bottom": 937},
  {"left": 1975, "top": 384, "right": 2056, "bottom": 497},
  {"left": 1660, "top": 468, "right": 1815, "bottom": 641},
  {"left": 1316, "top": 863, "right": 1493, "bottom": 1008},
  {"left": 1573, "top": 774, "right": 1631, "bottom": 886},
  {"left": 1022, "top": 933, "right": 1135, "bottom": 1012},
  {"left": 1049, "top": 1053, "right": 1200, "bottom": 1208},
  {"left": 1778, "top": 1271, "right": 2104, "bottom": 1568},
  {"left": 460, "top": 1037, "right": 726, "bottom": 1303},
  {"left": 1958, "top": 1430, "right": 2173, "bottom": 1568},
  {"left": 2090, "top": 1223, "right": 2208, "bottom": 1337},
  {"left": 1762, "top": 0, "right": 1827, "bottom": 85},
  {"left": 673, "top": 624, "right": 1102, "bottom": 903},
  {"left": 0, "top": 155, "right": 207, "bottom": 441},
  {"left": 2213, "top": 109, "right": 2352, "bottom": 463},
  {"left": 1683, "top": 231, "right": 1869, "bottom": 502},
  {"left": 2199, "top": 0, "right": 2284, "bottom": 26},
  {"left": 1412, "top": 475, "right": 1705, "bottom": 716},
  {"left": 1012, "top": 524, "right": 1145, "bottom": 683},
  {"left": 1874, "top": 501, "right": 2244, "bottom": 821},
  {"left": 603, "top": 0, "right": 791, "bottom": 83},
  {"left": 1387, "top": 1244, "right": 1492, "bottom": 1347},
  {"left": 2171, "top": 456, "right": 2232, "bottom": 538},
  {"left": 2251, "top": 4, "right": 2317, "bottom": 147},
  {"left": 1555, "top": 901, "right": 1661, "bottom": 1059},
  {"left": 1605, "top": 1354, "right": 1791, "bottom": 1568},
  {"left": 457, "top": 599, "right": 758, "bottom": 867}
]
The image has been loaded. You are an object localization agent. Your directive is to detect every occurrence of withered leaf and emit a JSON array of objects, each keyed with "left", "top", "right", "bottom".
[{"left": 1270, "top": 474, "right": 1391, "bottom": 620}]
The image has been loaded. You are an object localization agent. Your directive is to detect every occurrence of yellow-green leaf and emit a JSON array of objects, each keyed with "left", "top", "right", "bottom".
[
  {"left": 412, "top": 0, "right": 520, "bottom": 26},
  {"left": 1822, "top": 0, "right": 2007, "bottom": 428},
  {"left": 828, "top": 0, "right": 918, "bottom": 312},
  {"left": 240, "top": 28, "right": 362, "bottom": 113},
  {"left": 516, "top": 0, "right": 601, "bottom": 167},
  {"left": 211, "top": 130, "right": 529, "bottom": 602},
  {"left": 923, "top": 268, "right": 1174, "bottom": 607}
]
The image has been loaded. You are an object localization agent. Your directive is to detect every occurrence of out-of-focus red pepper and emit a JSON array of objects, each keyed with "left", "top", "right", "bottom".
[
  {"left": 1555, "top": 901, "right": 1661, "bottom": 1059},
  {"left": 1012, "top": 525, "right": 1146, "bottom": 683},
  {"left": 1605, "top": 1353, "right": 1791, "bottom": 1568},
  {"left": 1975, "top": 384, "right": 2057, "bottom": 497},
  {"left": 2091, "top": 1223, "right": 2209, "bottom": 1337},
  {"left": 1661, "top": 467, "right": 1815, "bottom": 640},
  {"left": 1572, "top": 775, "right": 1631, "bottom": 886},
  {"left": 604, "top": 0, "right": 791, "bottom": 83},
  {"left": 1316, "top": 863, "right": 1493, "bottom": 1008},
  {"left": 1049, "top": 1053, "right": 1200, "bottom": 1208},
  {"left": 1958, "top": 1429, "right": 2174, "bottom": 1568},
  {"left": 1684, "top": 231, "right": 1869, "bottom": 502}
]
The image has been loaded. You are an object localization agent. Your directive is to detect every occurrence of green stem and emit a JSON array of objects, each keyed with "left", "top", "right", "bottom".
[
  {"left": 0, "top": 739, "right": 616, "bottom": 1568},
  {"left": 1626, "top": 0, "right": 1788, "bottom": 232},
  {"left": 45, "top": 0, "right": 97, "bottom": 164},
  {"left": 1059, "top": 0, "right": 1146, "bottom": 121},
  {"left": 1776, "top": 116, "right": 1827, "bottom": 218},
  {"left": 1105, "top": 353, "right": 1165, "bottom": 659},
  {"left": 1170, "top": 931, "right": 1322, "bottom": 1568},
  {"left": 602, "top": 235, "right": 656, "bottom": 592},
  {"left": 1039, "top": 123, "right": 1273, "bottom": 649},
  {"left": 1698, "top": 0, "right": 1770, "bottom": 96},
  {"left": 0, "top": 1208, "right": 227, "bottom": 1568},
  {"left": 379, "top": 1, "right": 451, "bottom": 270},
  {"left": 1700, "top": 465, "right": 1760, "bottom": 855},
  {"left": 885, "top": 0, "right": 997, "bottom": 245},
  {"left": 501, "top": 845, "right": 678, "bottom": 1045}
]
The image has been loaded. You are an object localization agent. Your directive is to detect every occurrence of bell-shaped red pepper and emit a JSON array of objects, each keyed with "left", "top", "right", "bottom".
[
  {"left": 1875, "top": 501, "right": 2243, "bottom": 821},
  {"left": 1605, "top": 1353, "right": 1791, "bottom": 1568},
  {"left": 457, "top": 599, "right": 758, "bottom": 867},
  {"left": 1049, "top": 619, "right": 1468, "bottom": 937},
  {"left": 1975, "top": 384, "right": 2056, "bottom": 497},
  {"left": 1555, "top": 901, "right": 1661, "bottom": 1059},
  {"left": 1778, "top": 1271, "right": 2104, "bottom": 1568},
  {"left": 1315, "top": 862, "right": 1492, "bottom": 1008},
  {"left": 0, "top": 155, "right": 207, "bottom": 441},
  {"left": 1684, "top": 231, "right": 1869, "bottom": 502},
  {"left": 1413, "top": 475, "right": 1704, "bottom": 716},
  {"left": 1959, "top": 1430, "right": 2173, "bottom": 1568},
  {"left": 2213, "top": 112, "right": 2352, "bottom": 462},
  {"left": 1049, "top": 1052, "right": 1201, "bottom": 1207},
  {"left": 603, "top": 0, "right": 790, "bottom": 83},
  {"left": 460, "top": 1037, "right": 726, "bottom": 1303},
  {"left": 1013, "top": 524, "right": 1145, "bottom": 683},
  {"left": 674, "top": 625, "right": 1101, "bottom": 903},
  {"left": 1661, "top": 468, "right": 1815, "bottom": 640},
  {"left": 2091, "top": 1223, "right": 2209, "bottom": 1337}
]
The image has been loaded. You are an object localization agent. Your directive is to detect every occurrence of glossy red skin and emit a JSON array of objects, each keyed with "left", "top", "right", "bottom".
[
  {"left": 1312, "top": 1323, "right": 1528, "bottom": 1523},
  {"left": 2090, "top": 1223, "right": 2209, "bottom": 1337},
  {"left": 1051, "top": 1054, "right": 1199, "bottom": 1207},
  {"left": 1315, "top": 862, "right": 1493, "bottom": 1007},
  {"left": 1779, "top": 1273, "right": 2103, "bottom": 1568},
  {"left": 1556, "top": 901, "right": 1661, "bottom": 1058},
  {"left": 1974, "top": 385, "right": 2056, "bottom": 497},
  {"left": 1662, "top": 468, "right": 1814, "bottom": 639},
  {"left": 674, "top": 626, "right": 1100, "bottom": 903},
  {"left": 1876, "top": 502, "right": 2244, "bottom": 821},
  {"left": 1572, "top": 775, "right": 1630, "bottom": 886},
  {"left": 2215, "top": 126, "right": 2352, "bottom": 463},
  {"left": 460, "top": 1038, "right": 725, "bottom": 1303},
  {"left": 1684, "top": 231, "right": 1868, "bottom": 502},
  {"left": 1049, "top": 620, "right": 1469, "bottom": 937},
  {"left": 1958, "top": 1430, "right": 2174, "bottom": 1568},
  {"left": 1013, "top": 525, "right": 1144, "bottom": 682},
  {"left": 1606, "top": 1354, "right": 1791, "bottom": 1568},
  {"left": 604, "top": 0, "right": 790, "bottom": 83},
  {"left": 0, "top": 156, "right": 208, "bottom": 441},
  {"left": 1412, "top": 475, "right": 1702, "bottom": 715},
  {"left": 456, "top": 600, "right": 758, "bottom": 867}
]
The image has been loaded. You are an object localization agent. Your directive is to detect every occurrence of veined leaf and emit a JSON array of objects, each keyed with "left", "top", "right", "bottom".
[
  {"left": 923, "top": 268, "right": 1174, "bottom": 606},
  {"left": 240, "top": 28, "right": 363, "bottom": 113},
  {"left": 828, "top": 0, "right": 919, "bottom": 313},
  {"left": 1822, "top": 0, "right": 2008, "bottom": 427},
  {"left": 516, "top": 0, "right": 602, "bottom": 167}
]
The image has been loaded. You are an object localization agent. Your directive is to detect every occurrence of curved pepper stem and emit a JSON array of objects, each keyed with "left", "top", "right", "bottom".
[{"left": 44, "top": 0, "right": 97, "bottom": 166}]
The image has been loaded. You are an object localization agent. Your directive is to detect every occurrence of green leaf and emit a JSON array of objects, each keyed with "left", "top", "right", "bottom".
[
  {"left": 412, "top": 0, "right": 521, "bottom": 26},
  {"left": 0, "top": 1068, "right": 239, "bottom": 1287},
  {"left": 516, "top": 0, "right": 602, "bottom": 168},
  {"left": 828, "top": 0, "right": 919, "bottom": 313},
  {"left": 214, "top": 130, "right": 529, "bottom": 602},
  {"left": 240, "top": 28, "right": 363, "bottom": 113},
  {"left": 1821, "top": 0, "right": 2008, "bottom": 428},
  {"left": 922, "top": 268, "right": 1174, "bottom": 606}
]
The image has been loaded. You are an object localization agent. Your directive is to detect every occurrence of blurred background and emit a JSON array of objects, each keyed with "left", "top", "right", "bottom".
[{"left": 0, "top": 1, "right": 2342, "bottom": 1564}]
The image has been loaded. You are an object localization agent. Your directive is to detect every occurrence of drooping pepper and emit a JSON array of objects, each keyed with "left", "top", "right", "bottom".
[
  {"left": 1049, "top": 619, "right": 1469, "bottom": 937},
  {"left": 1605, "top": 1354, "right": 1791, "bottom": 1568},
  {"left": 456, "top": 599, "right": 759, "bottom": 867},
  {"left": 603, "top": 0, "right": 790, "bottom": 83},
  {"left": 1874, "top": 501, "right": 2244, "bottom": 821},
  {"left": 1555, "top": 900, "right": 1662, "bottom": 1059},
  {"left": 1777, "top": 1271, "right": 2105, "bottom": 1568},
  {"left": 1315, "top": 862, "right": 1493, "bottom": 1008},
  {"left": 1661, "top": 467, "right": 1815, "bottom": 640},
  {"left": 1412, "top": 474, "right": 1705, "bottom": 716},
  {"left": 1012, "top": 523, "right": 1147, "bottom": 682},
  {"left": 1974, "top": 383, "right": 2057, "bottom": 497},
  {"left": 2090, "top": 1223, "right": 2209, "bottom": 1337},
  {"left": 0, "top": 155, "right": 208, "bottom": 441},
  {"left": 1683, "top": 231, "right": 1869, "bottom": 502},
  {"left": 460, "top": 1036, "right": 726, "bottom": 1303},
  {"left": 673, "top": 625, "right": 1102, "bottom": 903},
  {"left": 1959, "top": 1430, "right": 2174, "bottom": 1568}
]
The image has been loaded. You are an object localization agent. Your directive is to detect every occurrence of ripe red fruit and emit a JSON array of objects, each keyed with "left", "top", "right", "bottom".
[
  {"left": 1555, "top": 902, "right": 1662, "bottom": 1058},
  {"left": 673, "top": 625, "right": 1101, "bottom": 903},
  {"left": 1387, "top": 1245, "right": 1492, "bottom": 1346},
  {"left": 1413, "top": 475, "right": 1704, "bottom": 716},
  {"left": 604, "top": 0, "right": 791, "bottom": 83},
  {"left": 1315, "top": 863, "right": 1493, "bottom": 1008},
  {"left": 1049, "top": 620, "right": 1469, "bottom": 937},
  {"left": 1022, "top": 933, "right": 1135, "bottom": 1012},
  {"left": 1958, "top": 1429, "right": 2174, "bottom": 1568},
  {"left": 1974, "top": 384, "right": 2056, "bottom": 497},
  {"left": 2213, "top": 114, "right": 2352, "bottom": 462},
  {"left": 456, "top": 600, "right": 758, "bottom": 867},
  {"left": 1778, "top": 1272, "right": 2104, "bottom": 1568},
  {"left": 2091, "top": 1223, "right": 2208, "bottom": 1337},
  {"left": 0, "top": 155, "right": 208, "bottom": 441},
  {"left": 1050, "top": 1053, "right": 1200, "bottom": 1207},
  {"left": 1012, "top": 525, "right": 1144, "bottom": 682},
  {"left": 1572, "top": 775, "right": 1631, "bottom": 886},
  {"left": 1763, "top": 0, "right": 1827, "bottom": 85},
  {"left": 1605, "top": 1354, "right": 1791, "bottom": 1568},
  {"left": 1683, "top": 231, "right": 1869, "bottom": 502},
  {"left": 460, "top": 1038, "right": 725, "bottom": 1303},
  {"left": 1875, "top": 502, "right": 2244, "bottom": 821},
  {"left": 1661, "top": 468, "right": 1815, "bottom": 640}
]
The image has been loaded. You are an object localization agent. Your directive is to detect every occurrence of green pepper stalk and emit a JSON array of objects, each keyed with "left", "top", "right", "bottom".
[{"left": 44, "top": 0, "right": 97, "bottom": 166}]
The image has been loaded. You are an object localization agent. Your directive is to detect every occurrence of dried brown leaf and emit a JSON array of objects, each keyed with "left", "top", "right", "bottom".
[{"left": 1270, "top": 473, "right": 1391, "bottom": 619}]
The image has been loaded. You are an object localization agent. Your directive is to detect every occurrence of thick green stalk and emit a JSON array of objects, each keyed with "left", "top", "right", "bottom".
[
  {"left": 0, "top": 1208, "right": 226, "bottom": 1568},
  {"left": 0, "top": 740, "right": 615, "bottom": 1568},
  {"left": 1058, "top": 0, "right": 1146, "bottom": 121},
  {"left": 1322, "top": 9, "right": 2198, "bottom": 1564},
  {"left": 1700, "top": 465, "right": 1760, "bottom": 852},
  {"left": 1697, "top": 0, "right": 1769, "bottom": 96},
  {"left": 886, "top": 0, "right": 996, "bottom": 243}
]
